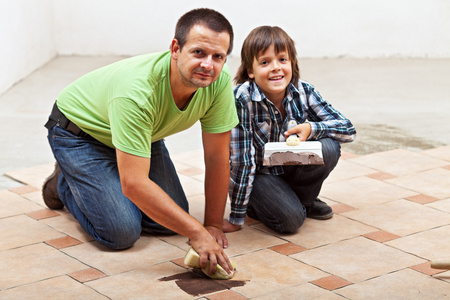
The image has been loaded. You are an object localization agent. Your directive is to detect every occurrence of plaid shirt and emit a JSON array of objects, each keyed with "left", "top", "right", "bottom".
[{"left": 228, "top": 80, "right": 356, "bottom": 225}]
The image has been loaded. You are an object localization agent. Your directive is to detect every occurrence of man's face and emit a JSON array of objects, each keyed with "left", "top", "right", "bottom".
[{"left": 172, "top": 25, "right": 230, "bottom": 89}]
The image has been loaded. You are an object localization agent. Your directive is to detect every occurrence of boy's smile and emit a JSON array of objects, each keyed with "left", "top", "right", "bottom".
[{"left": 248, "top": 45, "right": 292, "bottom": 104}]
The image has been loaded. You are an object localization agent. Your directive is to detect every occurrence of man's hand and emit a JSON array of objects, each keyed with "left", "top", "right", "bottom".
[
  {"left": 223, "top": 219, "right": 241, "bottom": 233},
  {"left": 284, "top": 123, "right": 312, "bottom": 142},
  {"left": 190, "top": 231, "right": 233, "bottom": 276},
  {"left": 205, "top": 225, "right": 229, "bottom": 249}
]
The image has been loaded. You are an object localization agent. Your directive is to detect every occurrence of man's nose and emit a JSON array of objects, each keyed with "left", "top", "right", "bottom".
[{"left": 201, "top": 56, "right": 213, "bottom": 70}]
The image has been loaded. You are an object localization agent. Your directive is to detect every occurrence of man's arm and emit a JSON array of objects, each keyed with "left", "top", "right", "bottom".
[
  {"left": 202, "top": 130, "right": 231, "bottom": 248},
  {"left": 116, "top": 149, "right": 232, "bottom": 275}
]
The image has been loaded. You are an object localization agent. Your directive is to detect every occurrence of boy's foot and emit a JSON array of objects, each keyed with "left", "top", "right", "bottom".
[
  {"left": 306, "top": 198, "right": 333, "bottom": 220},
  {"left": 42, "top": 163, "right": 64, "bottom": 209}
]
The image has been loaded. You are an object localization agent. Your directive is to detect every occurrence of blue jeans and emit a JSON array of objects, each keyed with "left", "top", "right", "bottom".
[
  {"left": 47, "top": 124, "right": 188, "bottom": 249},
  {"left": 247, "top": 138, "right": 340, "bottom": 233}
]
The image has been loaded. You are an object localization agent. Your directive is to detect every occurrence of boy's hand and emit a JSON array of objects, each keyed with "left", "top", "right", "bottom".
[
  {"left": 205, "top": 225, "right": 229, "bottom": 249},
  {"left": 284, "top": 123, "right": 311, "bottom": 142},
  {"left": 223, "top": 219, "right": 242, "bottom": 232}
]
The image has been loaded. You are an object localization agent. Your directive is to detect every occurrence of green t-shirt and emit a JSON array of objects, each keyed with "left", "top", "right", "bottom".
[{"left": 56, "top": 51, "right": 238, "bottom": 158}]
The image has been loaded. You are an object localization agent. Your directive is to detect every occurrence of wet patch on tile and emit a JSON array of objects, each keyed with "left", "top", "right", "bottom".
[
  {"left": 8, "top": 184, "right": 40, "bottom": 194},
  {"left": 207, "top": 290, "right": 248, "bottom": 300},
  {"left": 69, "top": 268, "right": 108, "bottom": 282},
  {"left": 158, "top": 269, "right": 247, "bottom": 297},
  {"left": 27, "top": 209, "right": 60, "bottom": 220},
  {"left": 363, "top": 230, "right": 400, "bottom": 242},
  {"left": 311, "top": 275, "right": 352, "bottom": 290},
  {"left": 406, "top": 194, "right": 439, "bottom": 204},
  {"left": 366, "top": 171, "right": 396, "bottom": 180},
  {"left": 331, "top": 203, "right": 356, "bottom": 214},
  {"left": 269, "top": 242, "right": 307, "bottom": 255},
  {"left": 410, "top": 262, "right": 447, "bottom": 276},
  {"left": 46, "top": 236, "right": 83, "bottom": 249}
]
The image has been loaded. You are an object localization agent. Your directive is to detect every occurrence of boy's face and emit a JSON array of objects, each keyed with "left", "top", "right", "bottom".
[{"left": 248, "top": 45, "right": 292, "bottom": 103}]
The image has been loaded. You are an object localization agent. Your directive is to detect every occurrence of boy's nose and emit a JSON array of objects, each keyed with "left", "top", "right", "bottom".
[{"left": 272, "top": 61, "right": 281, "bottom": 70}]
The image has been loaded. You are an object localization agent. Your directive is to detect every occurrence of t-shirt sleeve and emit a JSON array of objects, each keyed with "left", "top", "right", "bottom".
[
  {"left": 108, "top": 97, "right": 153, "bottom": 158},
  {"left": 199, "top": 66, "right": 239, "bottom": 133}
]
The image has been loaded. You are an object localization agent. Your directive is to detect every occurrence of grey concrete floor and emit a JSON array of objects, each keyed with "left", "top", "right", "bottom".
[{"left": 1, "top": 55, "right": 449, "bottom": 189}]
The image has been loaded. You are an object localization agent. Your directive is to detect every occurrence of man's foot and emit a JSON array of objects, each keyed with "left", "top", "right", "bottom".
[
  {"left": 42, "top": 163, "right": 64, "bottom": 209},
  {"left": 306, "top": 198, "right": 333, "bottom": 220}
]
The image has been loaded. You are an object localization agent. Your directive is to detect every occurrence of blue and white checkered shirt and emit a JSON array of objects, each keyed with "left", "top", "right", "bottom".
[{"left": 228, "top": 80, "right": 356, "bottom": 225}]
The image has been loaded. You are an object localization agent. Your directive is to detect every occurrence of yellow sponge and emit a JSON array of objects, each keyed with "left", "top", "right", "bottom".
[{"left": 184, "top": 247, "right": 236, "bottom": 280}]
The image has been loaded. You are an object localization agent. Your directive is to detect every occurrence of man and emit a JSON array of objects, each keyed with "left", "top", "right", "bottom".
[{"left": 42, "top": 8, "right": 237, "bottom": 275}]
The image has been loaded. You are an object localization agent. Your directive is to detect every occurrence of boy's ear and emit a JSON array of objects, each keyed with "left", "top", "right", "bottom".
[{"left": 247, "top": 68, "right": 255, "bottom": 79}]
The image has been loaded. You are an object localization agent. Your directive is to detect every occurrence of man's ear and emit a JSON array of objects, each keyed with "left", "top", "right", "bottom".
[{"left": 170, "top": 39, "right": 180, "bottom": 59}]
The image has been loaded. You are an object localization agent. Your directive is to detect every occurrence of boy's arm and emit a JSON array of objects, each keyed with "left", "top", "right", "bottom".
[
  {"left": 300, "top": 81, "right": 356, "bottom": 142},
  {"left": 227, "top": 100, "right": 257, "bottom": 228}
]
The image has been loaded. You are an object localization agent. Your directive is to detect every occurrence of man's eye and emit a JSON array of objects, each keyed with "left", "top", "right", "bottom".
[{"left": 194, "top": 50, "right": 202, "bottom": 55}]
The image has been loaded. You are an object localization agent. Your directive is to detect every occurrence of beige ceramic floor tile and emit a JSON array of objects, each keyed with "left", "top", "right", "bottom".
[
  {"left": 0, "top": 243, "right": 87, "bottom": 290},
  {"left": 20, "top": 190, "right": 46, "bottom": 207},
  {"left": 386, "top": 168, "right": 450, "bottom": 199},
  {"left": 178, "top": 173, "right": 204, "bottom": 197},
  {"left": 158, "top": 234, "right": 191, "bottom": 253},
  {"left": 222, "top": 226, "right": 286, "bottom": 257},
  {"left": 0, "top": 215, "right": 65, "bottom": 251},
  {"left": 85, "top": 262, "right": 196, "bottom": 299},
  {"left": 348, "top": 149, "right": 449, "bottom": 176},
  {"left": 321, "top": 176, "right": 417, "bottom": 208},
  {"left": 343, "top": 199, "right": 450, "bottom": 236},
  {"left": 4, "top": 163, "right": 54, "bottom": 188},
  {"left": 291, "top": 237, "right": 425, "bottom": 282},
  {"left": 62, "top": 235, "right": 185, "bottom": 275},
  {"left": 187, "top": 194, "right": 206, "bottom": 223},
  {"left": 254, "top": 215, "right": 376, "bottom": 249},
  {"left": 0, "top": 275, "right": 108, "bottom": 299},
  {"left": 171, "top": 149, "right": 205, "bottom": 170},
  {"left": 336, "top": 268, "right": 450, "bottom": 300},
  {"left": 231, "top": 249, "right": 327, "bottom": 298},
  {"left": 253, "top": 282, "right": 346, "bottom": 299},
  {"left": 325, "top": 159, "right": 377, "bottom": 184},
  {"left": 427, "top": 198, "right": 450, "bottom": 213},
  {"left": 385, "top": 225, "right": 450, "bottom": 262},
  {"left": 0, "top": 190, "right": 43, "bottom": 217},
  {"left": 422, "top": 145, "right": 450, "bottom": 162},
  {"left": 41, "top": 213, "right": 94, "bottom": 243}
]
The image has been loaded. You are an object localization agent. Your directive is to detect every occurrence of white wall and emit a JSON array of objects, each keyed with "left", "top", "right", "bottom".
[
  {"left": 0, "top": 0, "right": 56, "bottom": 96},
  {"left": 1, "top": 0, "right": 450, "bottom": 96},
  {"left": 53, "top": 0, "right": 450, "bottom": 58}
]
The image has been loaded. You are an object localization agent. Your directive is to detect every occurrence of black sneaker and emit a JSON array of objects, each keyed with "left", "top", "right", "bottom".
[
  {"left": 42, "top": 163, "right": 64, "bottom": 209},
  {"left": 306, "top": 198, "right": 333, "bottom": 220}
]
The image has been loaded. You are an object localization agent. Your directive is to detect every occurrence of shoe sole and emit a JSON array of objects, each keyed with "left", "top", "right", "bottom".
[{"left": 307, "top": 211, "right": 334, "bottom": 220}]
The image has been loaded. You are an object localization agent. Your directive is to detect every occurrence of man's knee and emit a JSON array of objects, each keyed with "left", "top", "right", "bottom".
[{"left": 96, "top": 220, "right": 142, "bottom": 250}]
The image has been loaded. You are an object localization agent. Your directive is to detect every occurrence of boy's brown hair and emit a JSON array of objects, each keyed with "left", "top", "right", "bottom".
[{"left": 234, "top": 26, "right": 300, "bottom": 87}]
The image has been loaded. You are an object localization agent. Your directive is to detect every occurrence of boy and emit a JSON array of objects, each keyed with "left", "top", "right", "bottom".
[{"left": 224, "top": 26, "right": 356, "bottom": 233}]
